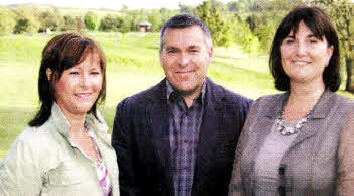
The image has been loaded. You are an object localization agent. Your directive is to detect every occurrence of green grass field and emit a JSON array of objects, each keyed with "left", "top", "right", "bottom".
[{"left": 0, "top": 32, "right": 353, "bottom": 160}]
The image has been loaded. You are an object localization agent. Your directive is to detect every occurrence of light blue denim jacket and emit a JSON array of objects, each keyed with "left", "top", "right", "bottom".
[{"left": 0, "top": 103, "right": 119, "bottom": 195}]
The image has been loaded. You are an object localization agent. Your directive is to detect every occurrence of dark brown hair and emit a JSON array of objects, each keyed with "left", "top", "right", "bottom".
[
  {"left": 269, "top": 6, "right": 341, "bottom": 92},
  {"left": 160, "top": 14, "right": 212, "bottom": 53},
  {"left": 29, "top": 33, "right": 106, "bottom": 126}
]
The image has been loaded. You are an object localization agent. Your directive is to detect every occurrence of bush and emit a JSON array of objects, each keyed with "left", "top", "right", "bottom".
[
  {"left": 84, "top": 11, "right": 99, "bottom": 31},
  {"left": 0, "top": 6, "right": 16, "bottom": 35},
  {"left": 100, "top": 15, "right": 119, "bottom": 31},
  {"left": 100, "top": 15, "right": 125, "bottom": 32}
]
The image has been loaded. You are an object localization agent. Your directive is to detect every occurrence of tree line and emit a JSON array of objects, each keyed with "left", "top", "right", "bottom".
[
  {"left": 0, "top": 0, "right": 352, "bottom": 92},
  {"left": 0, "top": 5, "right": 180, "bottom": 35}
]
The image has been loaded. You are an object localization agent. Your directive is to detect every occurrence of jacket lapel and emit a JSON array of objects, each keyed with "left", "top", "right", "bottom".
[
  {"left": 288, "top": 90, "right": 335, "bottom": 148},
  {"left": 150, "top": 98, "right": 170, "bottom": 168},
  {"left": 195, "top": 79, "right": 224, "bottom": 182},
  {"left": 259, "top": 90, "right": 334, "bottom": 152},
  {"left": 241, "top": 94, "right": 284, "bottom": 187},
  {"left": 146, "top": 79, "right": 172, "bottom": 179}
]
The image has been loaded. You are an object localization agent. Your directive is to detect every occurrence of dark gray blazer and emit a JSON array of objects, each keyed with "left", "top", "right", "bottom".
[
  {"left": 229, "top": 90, "right": 354, "bottom": 196},
  {"left": 112, "top": 78, "right": 252, "bottom": 196}
]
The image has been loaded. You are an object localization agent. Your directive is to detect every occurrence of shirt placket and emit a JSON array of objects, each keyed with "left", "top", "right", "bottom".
[{"left": 167, "top": 83, "right": 204, "bottom": 196}]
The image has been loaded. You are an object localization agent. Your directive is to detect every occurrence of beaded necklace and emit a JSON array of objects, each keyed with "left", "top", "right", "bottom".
[{"left": 276, "top": 111, "right": 311, "bottom": 136}]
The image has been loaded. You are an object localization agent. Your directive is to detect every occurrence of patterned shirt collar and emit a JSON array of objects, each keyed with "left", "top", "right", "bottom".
[{"left": 166, "top": 79, "right": 207, "bottom": 105}]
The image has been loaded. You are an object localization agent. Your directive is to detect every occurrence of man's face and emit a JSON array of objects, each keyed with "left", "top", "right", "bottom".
[{"left": 160, "top": 26, "right": 213, "bottom": 97}]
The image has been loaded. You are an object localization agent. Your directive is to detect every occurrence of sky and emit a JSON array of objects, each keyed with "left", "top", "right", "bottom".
[{"left": 0, "top": 0, "right": 233, "bottom": 10}]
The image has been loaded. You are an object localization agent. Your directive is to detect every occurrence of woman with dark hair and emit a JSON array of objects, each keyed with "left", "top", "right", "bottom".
[
  {"left": 0, "top": 33, "right": 119, "bottom": 195},
  {"left": 229, "top": 6, "right": 353, "bottom": 195}
]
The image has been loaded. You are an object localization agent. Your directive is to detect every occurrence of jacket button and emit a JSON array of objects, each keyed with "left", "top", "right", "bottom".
[
  {"left": 278, "top": 167, "right": 285, "bottom": 176},
  {"left": 278, "top": 185, "right": 285, "bottom": 196}
]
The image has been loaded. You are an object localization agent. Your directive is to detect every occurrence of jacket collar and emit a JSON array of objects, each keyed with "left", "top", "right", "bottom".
[
  {"left": 204, "top": 77, "right": 224, "bottom": 110},
  {"left": 264, "top": 89, "right": 335, "bottom": 119},
  {"left": 145, "top": 77, "right": 224, "bottom": 106},
  {"left": 310, "top": 89, "right": 335, "bottom": 119},
  {"left": 146, "top": 77, "right": 225, "bottom": 186},
  {"left": 50, "top": 102, "right": 108, "bottom": 140},
  {"left": 165, "top": 79, "right": 207, "bottom": 106}
]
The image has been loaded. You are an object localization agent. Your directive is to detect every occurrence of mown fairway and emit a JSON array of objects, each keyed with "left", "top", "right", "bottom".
[{"left": 0, "top": 32, "right": 353, "bottom": 160}]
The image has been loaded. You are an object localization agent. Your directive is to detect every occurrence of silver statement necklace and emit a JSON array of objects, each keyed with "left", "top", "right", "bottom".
[{"left": 276, "top": 111, "right": 311, "bottom": 136}]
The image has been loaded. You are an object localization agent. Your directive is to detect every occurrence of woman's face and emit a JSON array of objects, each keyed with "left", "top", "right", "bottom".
[
  {"left": 51, "top": 53, "right": 103, "bottom": 117},
  {"left": 280, "top": 20, "right": 333, "bottom": 85}
]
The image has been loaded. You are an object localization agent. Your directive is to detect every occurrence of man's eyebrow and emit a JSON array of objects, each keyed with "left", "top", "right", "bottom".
[
  {"left": 188, "top": 45, "right": 200, "bottom": 49},
  {"left": 165, "top": 46, "right": 179, "bottom": 50}
]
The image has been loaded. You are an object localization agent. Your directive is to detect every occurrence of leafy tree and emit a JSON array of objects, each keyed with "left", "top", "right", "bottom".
[
  {"left": 148, "top": 11, "right": 162, "bottom": 32},
  {"left": 227, "top": 1, "right": 240, "bottom": 12},
  {"left": 120, "top": 5, "right": 129, "bottom": 12},
  {"left": 117, "top": 15, "right": 131, "bottom": 46},
  {"left": 122, "top": 10, "right": 142, "bottom": 31},
  {"left": 115, "top": 16, "right": 125, "bottom": 32},
  {"left": 246, "top": 0, "right": 309, "bottom": 54},
  {"left": 195, "top": 0, "right": 231, "bottom": 47},
  {"left": 254, "top": 17, "right": 276, "bottom": 53},
  {"left": 76, "top": 16, "right": 84, "bottom": 35},
  {"left": 100, "top": 15, "right": 124, "bottom": 32},
  {"left": 210, "top": 0, "right": 228, "bottom": 12},
  {"left": 62, "top": 15, "right": 77, "bottom": 31},
  {"left": 13, "top": 7, "right": 40, "bottom": 34},
  {"left": 313, "top": 0, "right": 353, "bottom": 92},
  {"left": 100, "top": 15, "right": 118, "bottom": 31},
  {"left": 234, "top": 0, "right": 261, "bottom": 12},
  {"left": 128, "top": 15, "right": 139, "bottom": 31},
  {"left": 160, "top": 8, "right": 179, "bottom": 27},
  {"left": 38, "top": 8, "right": 63, "bottom": 32},
  {"left": 119, "top": 15, "right": 132, "bottom": 33},
  {"left": 0, "top": 6, "right": 16, "bottom": 35},
  {"left": 246, "top": 13, "right": 261, "bottom": 32},
  {"left": 179, "top": 3, "right": 194, "bottom": 14},
  {"left": 159, "top": 8, "right": 168, "bottom": 15},
  {"left": 120, "top": 8, "right": 178, "bottom": 32},
  {"left": 229, "top": 13, "right": 260, "bottom": 54},
  {"left": 84, "top": 11, "right": 99, "bottom": 31}
]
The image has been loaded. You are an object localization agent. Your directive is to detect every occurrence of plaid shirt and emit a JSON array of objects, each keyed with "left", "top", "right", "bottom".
[{"left": 166, "top": 80, "right": 206, "bottom": 196}]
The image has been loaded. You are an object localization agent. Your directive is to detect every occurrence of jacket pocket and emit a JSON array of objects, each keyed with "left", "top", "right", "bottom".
[{"left": 46, "top": 164, "right": 82, "bottom": 186}]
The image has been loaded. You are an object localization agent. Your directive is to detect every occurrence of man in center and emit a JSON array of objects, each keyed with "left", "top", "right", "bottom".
[{"left": 112, "top": 14, "right": 252, "bottom": 196}]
